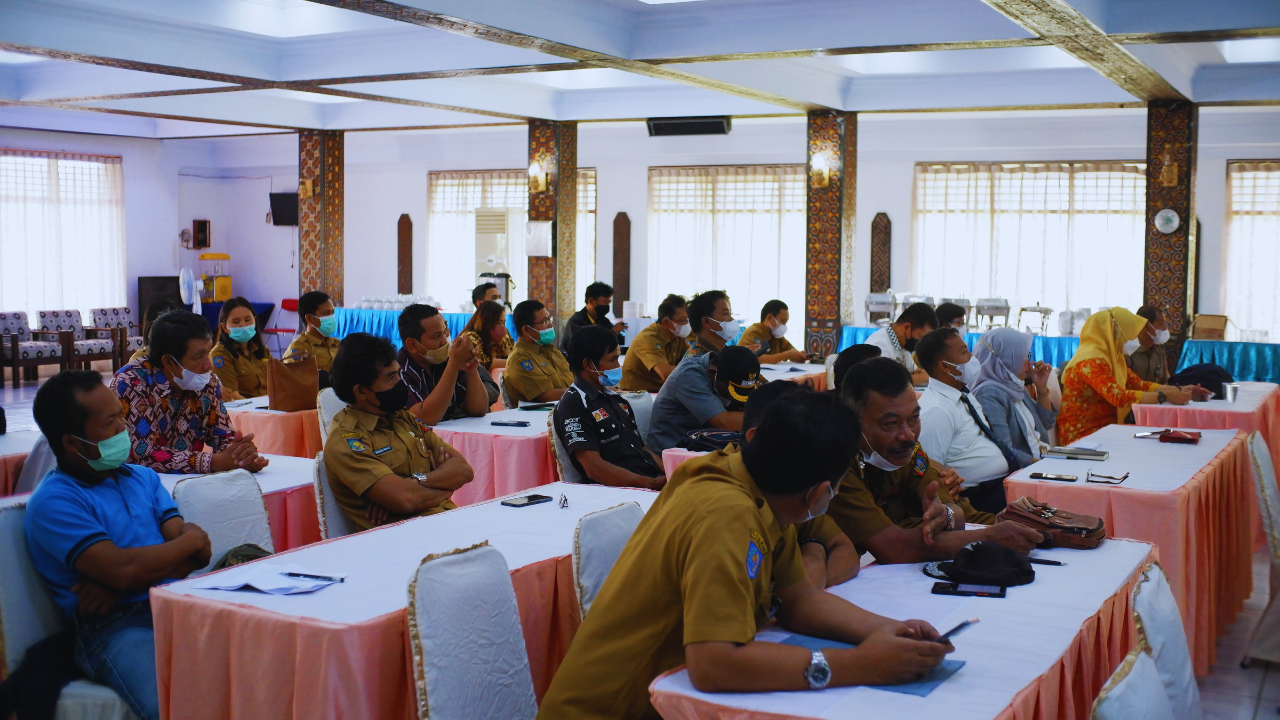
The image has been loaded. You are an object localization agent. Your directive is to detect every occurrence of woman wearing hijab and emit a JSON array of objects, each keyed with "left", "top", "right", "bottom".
[
  {"left": 972, "top": 328, "right": 1057, "bottom": 468},
  {"left": 1056, "top": 307, "right": 1195, "bottom": 445}
]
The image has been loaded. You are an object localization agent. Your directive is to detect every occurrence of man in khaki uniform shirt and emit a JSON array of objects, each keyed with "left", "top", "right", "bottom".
[
  {"left": 505, "top": 300, "right": 574, "bottom": 404},
  {"left": 832, "top": 357, "right": 1043, "bottom": 564},
  {"left": 538, "top": 392, "right": 950, "bottom": 720},
  {"left": 620, "top": 294, "right": 689, "bottom": 393},
  {"left": 324, "top": 332, "right": 474, "bottom": 531},
  {"left": 286, "top": 332, "right": 340, "bottom": 372},
  {"left": 738, "top": 300, "right": 808, "bottom": 365},
  {"left": 286, "top": 290, "right": 341, "bottom": 372}
]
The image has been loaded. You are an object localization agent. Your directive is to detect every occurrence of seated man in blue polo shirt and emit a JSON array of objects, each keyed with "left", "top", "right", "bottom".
[{"left": 25, "top": 370, "right": 212, "bottom": 720}]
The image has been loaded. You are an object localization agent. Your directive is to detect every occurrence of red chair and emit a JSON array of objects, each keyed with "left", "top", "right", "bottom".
[{"left": 263, "top": 299, "right": 299, "bottom": 358}]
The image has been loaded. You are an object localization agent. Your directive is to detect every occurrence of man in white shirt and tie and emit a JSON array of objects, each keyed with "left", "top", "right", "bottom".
[
  {"left": 915, "top": 328, "right": 1021, "bottom": 514},
  {"left": 865, "top": 303, "right": 937, "bottom": 387}
]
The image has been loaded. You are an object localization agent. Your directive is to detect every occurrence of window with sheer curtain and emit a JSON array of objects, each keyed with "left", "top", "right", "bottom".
[
  {"left": 912, "top": 162, "right": 1146, "bottom": 334},
  {"left": 427, "top": 168, "right": 596, "bottom": 313},
  {"left": 647, "top": 165, "right": 806, "bottom": 347},
  {"left": 1224, "top": 162, "right": 1280, "bottom": 343},
  {"left": 0, "top": 149, "right": 126, "bottom": 320}
]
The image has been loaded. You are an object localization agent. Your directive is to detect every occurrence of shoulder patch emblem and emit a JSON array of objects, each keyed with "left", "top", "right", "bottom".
[
  {"left": 591, "top": 408, "right": 610, "bottom": 422},
  {"left": 346, "top": 438, "right": 368, "bottom": 453},
  {"left": 520, "top": 359, "right": 534, "bottom": 371},
  {"left": 212, "top": 356, "right": 225, "bottom": 368},
  {"left": 913, "top": 453, "right": 928, "bottom": 476},
  {"left": 746, "top": 541, "right": 763, "bottom": 579}
]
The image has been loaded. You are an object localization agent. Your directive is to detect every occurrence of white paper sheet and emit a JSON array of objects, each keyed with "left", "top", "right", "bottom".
[{"left": 196, "top": 563, "right": 346, "bottom": 595}]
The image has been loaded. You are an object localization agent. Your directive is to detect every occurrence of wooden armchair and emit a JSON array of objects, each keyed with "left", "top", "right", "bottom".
[
  {"left": 37, "top": 310, "right": 115, "bottom": 371},
  {"left": 0, "top": 311, "right": 65, "bottom": 388}
]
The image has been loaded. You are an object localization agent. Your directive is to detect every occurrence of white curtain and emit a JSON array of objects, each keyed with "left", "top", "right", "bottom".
[
  {"left": 912, "top": 162, "right": 1146, "bottom": 334},
  {"left": 647, "top": 165, "right": 806, "bottom": 347},
  {"left": 0, "top": 150, "right": 126, "bottom": 319},
  {"left": 1224, "top": 162, "right": 1280, "bottom": 343},
  {"left": 427, "top": 169, "right": 596, "bottom": 313}
]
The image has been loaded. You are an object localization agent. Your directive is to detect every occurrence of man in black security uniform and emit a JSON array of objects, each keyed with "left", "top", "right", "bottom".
[
  {"left": 554, "top": 325, "right": 666, "bottom": 490},
  {"left": 560, "top": 281, "right": 626, "bottom": 353},
  {"left": 829, "top": 357, "right": 1043, "bottom": 564}
]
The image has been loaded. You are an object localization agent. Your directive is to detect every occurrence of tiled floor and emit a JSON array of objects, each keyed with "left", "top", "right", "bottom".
[{"left": 2, "top": 371, "right": 1279, "bottom": 716}]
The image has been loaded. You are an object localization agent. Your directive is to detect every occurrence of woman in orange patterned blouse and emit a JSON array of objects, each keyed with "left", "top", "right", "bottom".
[
  {"left": 1057, "top": 307, "right": 1197, "bottom": 445},
  {"left": 459, "top": 300, "right": 514, "bottom": 370}
]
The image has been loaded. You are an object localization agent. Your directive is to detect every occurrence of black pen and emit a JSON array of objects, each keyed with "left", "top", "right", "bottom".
[
  {"left": 1027, "top": 558, "right": 1066, "bottom": 566},
  {"left": 285, "top": 571, "right": 344, "bottom": 583}
]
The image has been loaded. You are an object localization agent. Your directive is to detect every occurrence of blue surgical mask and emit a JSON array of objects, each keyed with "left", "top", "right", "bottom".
[
  {"left": 317, "top": 315, "right": 338, "bottom": 337},
  {"left": 588, "top": 363, "right": 621, "bottom": 387},
  {"left": 229, "top": 326, "right": 257, "bottom": 344},
  {"left": 77, "top": 430, "right": 132, "bottom": 471}
]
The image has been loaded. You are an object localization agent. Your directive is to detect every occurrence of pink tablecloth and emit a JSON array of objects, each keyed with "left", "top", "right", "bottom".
[
  {"left": 1, "top": 453, "right": 25, "bottom": 496},
  {"left": 262, "top": 485, "right": 321, "bottom": 551},
  {"left": 228, "top": 409, "right": 324, "bottom": 460},
  {"left": 1005, "top": 430, "right": 1252, "bottom": 676},
  {"left": 434, "top": 426, "right": 557, "bottom": 507}
]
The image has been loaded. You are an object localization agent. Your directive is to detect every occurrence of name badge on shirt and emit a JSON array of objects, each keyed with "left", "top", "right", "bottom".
[{"left": 374, "top": 446, "right": 393, "bottom": 456}]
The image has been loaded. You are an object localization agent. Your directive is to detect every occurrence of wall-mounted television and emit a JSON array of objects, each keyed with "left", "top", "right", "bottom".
[{"left": 269, "top": 192, "right": 299, "bottom": 226}]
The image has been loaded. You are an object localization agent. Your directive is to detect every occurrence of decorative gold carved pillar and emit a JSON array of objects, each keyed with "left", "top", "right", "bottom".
[
  {"left": 298, "top": 130, "right": 344, "bottom": 305},
  {"left": 1143, "top": 101, "right": 1197, "bottom": 363},
  {"left": 527, "top": 120, "right": 578, "bottom": 326},
  {"left": 805, "top": 110, "right": 856, "bottom": 355}
]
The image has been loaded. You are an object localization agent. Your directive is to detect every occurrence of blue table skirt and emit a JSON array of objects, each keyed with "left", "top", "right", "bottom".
[
  {"left": 334, "top": 308, "right": 516, "bottom": 349},
  {"left": 1176, "top": 339, "right": 1280, "bottom": 384},
  {"left": 838, "top": 327, "right": 1080, "bottom": 367}
]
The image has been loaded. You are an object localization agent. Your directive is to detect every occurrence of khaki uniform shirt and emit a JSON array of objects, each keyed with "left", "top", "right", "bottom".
[
  {"left": 210, "top": 343, "right": 269, "bottom": 398},
  {"left": 504, "top": 340, "right": 573, "bottom": 403},
  {"left": 1127, "top": 345, "right": 1170, "bottom": 385},
  {"left": 827, "top": 444, "right": 996, "bottom": 552},
  {"left": 739, "top": 322, "right": 796, "bottom": 357},
  {"left": 322, "top": 406, "right": 458, "bottom": 531},
  {"left": 537, "top": 449, "right": 806, "bottom": 720},
  {"left": 619, "top": 322, "right": 687, "bottom": 393},
  {"left": 285, "top": 332, "right": 341, "bottom": 372}
]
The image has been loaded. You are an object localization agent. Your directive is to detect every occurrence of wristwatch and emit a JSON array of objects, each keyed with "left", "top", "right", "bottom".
[
  {"left": 943, "top": 504, "right": 956, "bottom": 531},
  {"left": 412, "top": 472, "right": 430, "bottom": 487},
  {"left": 1157, "top": 391, "right": 1167, "bottom": 405},
  {"left": 805, "top": 649, "right": 831, "bottom": 690}
]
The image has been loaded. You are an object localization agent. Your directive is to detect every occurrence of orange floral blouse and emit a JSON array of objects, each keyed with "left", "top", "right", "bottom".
[{"left": 1057, "top": 358, "right": 1159, "bottom": 445}]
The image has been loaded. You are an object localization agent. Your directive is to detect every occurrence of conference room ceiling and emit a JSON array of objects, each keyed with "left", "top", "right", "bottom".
[{"left": 0, "top": 0, "right": 1276, "bottom": 137}]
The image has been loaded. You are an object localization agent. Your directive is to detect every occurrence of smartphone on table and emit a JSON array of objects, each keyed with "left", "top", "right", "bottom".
[
  {"left": 1029, "top": 472, "right": 1077, "bottom": 482},
  {"left": 491, "top": 420, "right": 531, "bottom": 427},
  {"left": 931, "top": 582, "right": 1006, "bottom": 598},
  {"left": 501, "top": 494, "right": 553, "bottom": 508}
]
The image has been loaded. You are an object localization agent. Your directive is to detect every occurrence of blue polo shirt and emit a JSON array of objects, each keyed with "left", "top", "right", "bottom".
[{"left": 24, "top": 463, "right": 182, "bottom": 617}]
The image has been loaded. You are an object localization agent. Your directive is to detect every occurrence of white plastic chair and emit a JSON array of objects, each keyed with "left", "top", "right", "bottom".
[
  {"left": 313, "top": 451, "right": 358, "bottom": 540},
  {"left": 547, "top": 412, "right": 584, "bottom": 483},
  {"left": 317, "top": 388, "right": 347, "bottom": 443},
  {"left": 572, "top": 502, "right": 644, "bottom": 619},
  {"left": 0, "top": 505, "right": 138, "bottom": 720},
  {"left": 619, "top": 391, "right": 654, "bottom": 439},
  {"left": 15, "top": 434, "right": 57, "bottom": 494},
  {"left": 1091, "top": 646, "right": 1175, "bottom": 720},
  {"left": 407, "top": 542, "right": 538, "bottom": 720},
  {"left": 1133, "top": 563, "right": 1203, "bottom": 720},
  {"left": 172, "top": 469, "right": 274, "bottom": 576},
  {"left": 1245, "top": 432, "right": 1280, "bottom": 666}
]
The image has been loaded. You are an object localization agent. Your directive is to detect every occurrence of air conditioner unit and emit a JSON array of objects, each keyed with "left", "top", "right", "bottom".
[{"left": 475, "top": 208, "right": 528, "bottom": 306}]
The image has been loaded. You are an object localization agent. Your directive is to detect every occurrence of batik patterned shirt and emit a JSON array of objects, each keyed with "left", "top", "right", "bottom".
[{"left": 112, "top": 356, "right": 234, "bottom": 474}]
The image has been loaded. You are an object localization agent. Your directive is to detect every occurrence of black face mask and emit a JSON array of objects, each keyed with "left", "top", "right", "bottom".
[
  {"left": 372, "top": 381, "right": 409, "bottom": 414},
  {"left": 593, "top": 303, "right": 607, "bottom": 318},
  {"left": 904, "top": 337, "right": 919, "bottom": 352}
]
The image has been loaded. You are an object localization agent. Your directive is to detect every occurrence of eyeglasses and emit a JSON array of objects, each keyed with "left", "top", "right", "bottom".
[
  {"left": 558, "top": 494, "right": 569, "bottom": 509},
  {"left": 533, "top": 316, "right": 555, "bottom": 328},
  {"left": 1085, "top": 470, "right": 1129, "bottom": 485}
]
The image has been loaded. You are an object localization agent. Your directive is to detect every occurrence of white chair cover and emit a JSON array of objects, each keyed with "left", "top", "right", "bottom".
[
  {"left": 15, "top": 435, "right": 57, "bottom": 494},
  {"left": 408, "top": 543, "right": 538, "bottom": 720},
  {"left": 1091, "top": 647, "right": 1176, "bottom": 720},
  {"left": 313, "top": 452, "right": 358, "bottom": 539},
  {"left": 618, "top": 391, "right": 653, "bottom": 439},
  {"left": 547, "top": 412, "right": 584, "bottom": 483},
  {"left": 573, "top": 502, "right": 644, "bottom": 619},
  {"left": 0, "top": 505, "right": 137, "bottom": 720},
  {"left": 825, "top": 354, "right": 838, "bottom": 389},
  {"left": 317, "top": 388, "right": 346, "bottom": 443},
  {"left": 1133, "top": 564, "right": 1203, "bottom": 720},
  {"left": 172, "top": 469, "right": 274, "bottom": 576},
  {"left": 1245, "top": 432, "right": 1280, "bottom": 665}
]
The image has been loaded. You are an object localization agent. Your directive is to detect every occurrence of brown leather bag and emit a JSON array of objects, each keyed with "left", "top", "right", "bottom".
[
  {"left": 998, "top": 496, "right": 1106, "bottom": 550},
  {"left": 265, "top": 356, "right": 319, "bottom": 412}
]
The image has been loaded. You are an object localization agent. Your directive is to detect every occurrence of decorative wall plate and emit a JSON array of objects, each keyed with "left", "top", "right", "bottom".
[{"left": 1155, "top": 208, "right": 1180, "bottom": 234}]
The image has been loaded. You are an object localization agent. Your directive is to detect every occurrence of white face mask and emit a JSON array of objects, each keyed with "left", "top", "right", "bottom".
[
  {"left": 861, "top": 433, "right": 905, "bottom": 471},
  {"left": 168, "top": 357, "right": 212, "bottom": 392},
  {"left": 953, "top": 324, "right": 969, "bottom": 337},
  {"left": 715, "top": 317, "right": 739, "bottom": 342},
  {"left": 1154, "top": 328, "right": 1170, "bottom": 345},
  {"left": 1122, "top": 338, "right": 1141, "bottom": 356},
  {"left": 770, "top": 321, "right": 788, "bottom": 338},
  {"left": 944, "top": 356, "right": 982, "bottom": 387},
  {"left": 667, "top": 319, "right": 691, "bottom": 338}
]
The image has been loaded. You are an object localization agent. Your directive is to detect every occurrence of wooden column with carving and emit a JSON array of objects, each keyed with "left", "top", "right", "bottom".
[
  {"left": 612, "top": 212, "right": 631, "bottom": 317},
  {"left": 805, "top": 110, "right": 856, "bottom": 355},
  {"left": 397, "top": 214, "right": 412, "bottom": 294},
  {"left": 1143, "top": 101, "right": 1197, "bottom": 365},
  {"left": 527, "top": 120, "right": 578, "bottom": 325},
  {"left": 298, "top": 130, "right": 344, "bottom": 305}
]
